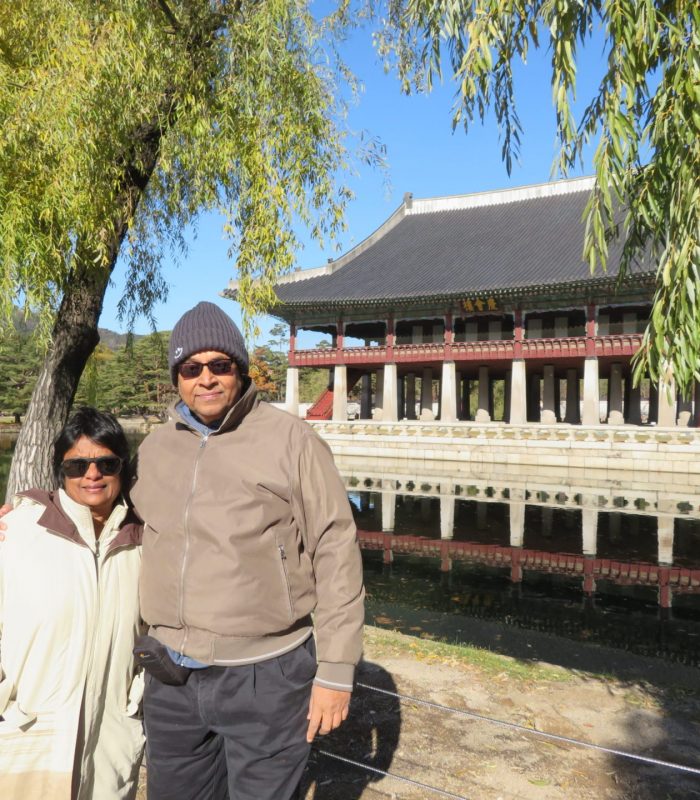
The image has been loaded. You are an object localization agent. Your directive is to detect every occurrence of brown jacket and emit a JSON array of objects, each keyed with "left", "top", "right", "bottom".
[{"left": 131, "top": 380, "right": 364, "bottom": 689}]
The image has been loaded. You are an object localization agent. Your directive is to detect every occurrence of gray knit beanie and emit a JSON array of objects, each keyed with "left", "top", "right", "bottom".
[{"left": 168, "top": 302, "right": 249, "bottom": 384}]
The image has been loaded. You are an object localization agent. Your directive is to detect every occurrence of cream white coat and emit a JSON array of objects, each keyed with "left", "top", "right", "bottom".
[{"left": 0, "top": 489, "right": 144, "bottom": 800}]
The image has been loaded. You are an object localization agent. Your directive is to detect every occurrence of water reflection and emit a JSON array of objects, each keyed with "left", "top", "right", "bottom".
[{"left": 349, "top": 486, "right": 700, "bottom": 666}]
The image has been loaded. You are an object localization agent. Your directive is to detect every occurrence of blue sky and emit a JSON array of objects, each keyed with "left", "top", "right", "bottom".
[{"left": 101, "top": 20, "right": 607, "bottom": 348}]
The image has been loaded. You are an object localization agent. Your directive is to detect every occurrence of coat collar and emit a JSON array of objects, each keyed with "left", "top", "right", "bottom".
[{"left": 16, "top": 489, "right": 142, "bottom": 552}]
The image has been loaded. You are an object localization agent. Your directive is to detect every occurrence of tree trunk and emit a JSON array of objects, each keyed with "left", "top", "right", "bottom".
[
  {"left": 5, "top": 264, "right": 112, "bottom": 499},
  {"left": 4, "top": 12, "right": 220, "bottom": 501},
  {"left": 5, "top": 111, "right": 170, "bottom": 502}
]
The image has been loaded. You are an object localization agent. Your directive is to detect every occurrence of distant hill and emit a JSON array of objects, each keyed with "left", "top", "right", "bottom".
[
  {"left": 97, "top": 328, "right": 146, "bottom": 351},
  {"left": 10, "top": 306, "right": 150, "bottom": 352}
]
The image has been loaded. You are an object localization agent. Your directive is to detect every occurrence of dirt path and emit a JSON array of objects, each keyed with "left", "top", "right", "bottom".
[
  {"left": 301, "top": 626, "right": 700, "bottom": 800},
  {"left": 136, "top": 625, "right": 700, "bottom": 799}
]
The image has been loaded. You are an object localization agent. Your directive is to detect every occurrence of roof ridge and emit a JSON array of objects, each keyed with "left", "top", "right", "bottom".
[{"left": 408, "top": 176, "right": 596, "bottom": 215}]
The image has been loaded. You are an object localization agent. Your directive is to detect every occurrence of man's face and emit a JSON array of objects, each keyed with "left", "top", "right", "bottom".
[{"left": 177, "top": 350, "right": 243, "bottom": 425}]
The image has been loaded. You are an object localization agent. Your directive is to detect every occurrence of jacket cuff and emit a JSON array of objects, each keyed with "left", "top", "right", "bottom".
[{"left": 314, "top": 661, "right": 355, "bottom": 692}]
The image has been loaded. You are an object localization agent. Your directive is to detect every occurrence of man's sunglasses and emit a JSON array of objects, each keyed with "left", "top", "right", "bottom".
[
  {"left": 177, "top": 358, "right": 235, "bottom": 380},
  {"left": 61, "top": 456, "right": 124, "bottom": 479}
]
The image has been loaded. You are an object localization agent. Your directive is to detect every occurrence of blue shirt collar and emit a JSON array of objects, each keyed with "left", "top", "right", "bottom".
[{"left": 175, "top": 400, "right": 222, "bottom": 436}]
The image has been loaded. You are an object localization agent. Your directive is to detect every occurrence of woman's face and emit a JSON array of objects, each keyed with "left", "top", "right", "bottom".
[{"left": 61, "top": 435, "right": 122, "bottom": 522}]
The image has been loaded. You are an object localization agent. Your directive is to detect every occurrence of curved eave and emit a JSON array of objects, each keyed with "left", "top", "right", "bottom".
[{"left": 264, "top": 272, "right": 657, "bottom": 319}]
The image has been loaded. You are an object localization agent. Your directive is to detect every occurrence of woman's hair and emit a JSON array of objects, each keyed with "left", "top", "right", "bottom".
[{"left": 53, "top": 406, "right": 131, "bottom": 489}]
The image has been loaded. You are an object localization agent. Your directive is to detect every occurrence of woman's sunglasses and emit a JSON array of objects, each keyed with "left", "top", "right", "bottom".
[
  {"left": 177, "top": 358, "right": 235, "bottom": 380},
  {"left": 61, "top": 456, "right": 124, "bottom": 478}
]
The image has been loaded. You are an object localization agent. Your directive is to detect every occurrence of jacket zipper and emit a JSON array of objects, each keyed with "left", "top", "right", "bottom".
[
  {"left": 79, "top": 537, "right": 101, "bottom": 791},
  {"left": 179, "top": 433, "right": 209, "bottom": 654},
  {"left": 277, "top": 543, "right": 295, "bottom": 621}
]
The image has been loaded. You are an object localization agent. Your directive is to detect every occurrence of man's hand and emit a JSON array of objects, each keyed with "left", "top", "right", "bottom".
[
  {"left": 0, "top": 503, "right": 10, "bottom": 540},
  {"left": 306, "top": 684, "right": 350, "bottom": 743}
]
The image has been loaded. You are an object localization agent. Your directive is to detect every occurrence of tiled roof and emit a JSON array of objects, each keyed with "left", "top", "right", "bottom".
[{"left": 227, "top": 178, "right": 654, "bottom": 308}]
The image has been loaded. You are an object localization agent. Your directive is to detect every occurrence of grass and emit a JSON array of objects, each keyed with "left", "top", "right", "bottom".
[{"left": 362, "top": 624, "right": 575, "bottom": 685}]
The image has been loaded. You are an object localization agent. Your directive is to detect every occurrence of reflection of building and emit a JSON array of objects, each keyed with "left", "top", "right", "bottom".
[
  {"left": 358, "top": 491, "right": 700, "bottom": 610},
  {"left": 226, "top": 177, "right": 700, "bottom": 425}
]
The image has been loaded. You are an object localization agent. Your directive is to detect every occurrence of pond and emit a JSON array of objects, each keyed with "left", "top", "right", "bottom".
[{"left": 3, "top": 432, "right": 699, "bottom": 667}]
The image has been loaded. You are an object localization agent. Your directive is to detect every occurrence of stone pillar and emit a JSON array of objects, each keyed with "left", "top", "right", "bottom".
[
  {"left": 441, "top": 361, "right": 458, "bottom": 422},
  {"left": 677, "top": 392, "right": 693, "bottom": 427},
  {"left": 657, "top": 376, "right": 677, "bottom": 427},
  {"left": 541, "top": 364, "right": 557, "bottom": 424},
  {"left": 420, "top": 368, "right": 434, "bottom": 420},
  {"left": 476, "top": 502, "right": 487, "bottom": 530},
  {"left": 285, "top": 367, "right": 299, "bottom": 417},
  {"left": 360, "top": 374, "right": 372, "bottom": 419},
  {"left": 509, "top": 360, "right": 527, "bottom": 424},
  {"left": 382, "top": 492, "right": 396, "bottom": 532},
  {"left": 527, "top": 373, "right": 541, "bottom": 422},
  {"left": 564, "top": 368, "right": 581, "bottom": 424},
  {"left": 627, "top": 378, "right": 643, "bottom": 425},
  {"left": 374, "top": 368, "right": 384, "bottom": 419},
  {"left": 609, "top": 513, "right": 621, "bottom": 543},
  {"left": 541, "top": 506, "right": 553, "bottom": 539},
  {"left": 405, "top": 373, "right": 417, "bottom": 420},
  {"left": 332, "top": 365, "right": 347, "bottom": 421},
  {"left": 582, "top": 358, "right": 600, "bottom": 425},
  {"left": 657, "top": 516, "right": 674, "bottom": 565},
  {"left": 607, "top": 362, "right": 624, "bottom": 425},
  {"left": 509, "top": 501, "right": 525, "bottom": 547},
  {"left": 582, "top": 508, "right": 598, "bottom": 556},
  {"left": 382, "top": 364, "right": 398, "bottom": 422},
  {"left": 440, "top": 495, "right": 455, "bottom": 540},
  {"left": 475, "top": 365, "right": 491, "bottom": 422}
]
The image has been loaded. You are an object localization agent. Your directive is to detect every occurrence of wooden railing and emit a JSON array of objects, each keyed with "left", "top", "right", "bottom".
[{"left": 290, "top": 333, "right": 644, "bottom": 367}]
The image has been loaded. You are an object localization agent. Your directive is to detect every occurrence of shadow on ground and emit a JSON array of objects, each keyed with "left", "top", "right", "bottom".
[{"left": 301, "top": 662, "right": 401, "bottom": 800}]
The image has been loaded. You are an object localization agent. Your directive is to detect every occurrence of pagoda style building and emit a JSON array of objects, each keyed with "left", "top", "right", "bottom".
[{"left": 226, "top": 177, "right": 698, "bottom": 427}]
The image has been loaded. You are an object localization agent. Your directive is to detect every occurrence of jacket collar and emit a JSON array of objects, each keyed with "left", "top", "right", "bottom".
[
  {"left": 16, "top": 488, "right": 142, "bottom": 552},
  {"left": 171, "top": 376, "right": 259, "bottom": 435}
]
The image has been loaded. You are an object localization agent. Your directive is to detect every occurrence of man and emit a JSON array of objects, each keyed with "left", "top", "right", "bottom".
[{"left": 2, "top": 301, "right": 365, "bottom": 800}]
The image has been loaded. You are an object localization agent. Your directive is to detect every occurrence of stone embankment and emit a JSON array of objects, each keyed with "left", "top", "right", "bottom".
[{"left": 313, "top": 420, "right": 700, "bottom": 516}]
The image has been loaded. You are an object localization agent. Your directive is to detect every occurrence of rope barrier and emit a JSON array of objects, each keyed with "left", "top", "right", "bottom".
[
  {"left": 356, "top": 681, "right": 700, "bottom": 777},
  {"left": 313, "top": 748, "right": 471, "bottom": 800}
]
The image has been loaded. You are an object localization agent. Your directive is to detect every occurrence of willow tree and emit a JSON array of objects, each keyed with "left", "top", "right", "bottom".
[
  {"left": 379, "top": 0, "right": 700, "bottom": 394},
  {"left": 0, "top": 0, "right": 360, "bottom": 498}
]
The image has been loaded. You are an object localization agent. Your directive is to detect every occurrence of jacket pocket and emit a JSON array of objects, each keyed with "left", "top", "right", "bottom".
[{"left": 275, "top": 539, "right": 295, "bottom": 623}]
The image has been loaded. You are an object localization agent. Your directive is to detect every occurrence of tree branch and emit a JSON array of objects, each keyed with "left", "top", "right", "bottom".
[{"left": 155, "top": 0, "right": 181, "bottom": 30}]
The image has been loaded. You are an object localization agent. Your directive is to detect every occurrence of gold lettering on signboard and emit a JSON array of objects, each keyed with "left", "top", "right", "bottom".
[{"left": 461, "top": 297, "right": 499, "bottom": 312}]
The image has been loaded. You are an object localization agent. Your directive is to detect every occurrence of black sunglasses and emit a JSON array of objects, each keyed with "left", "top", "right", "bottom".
[
  {"left": 177, "top": 358, "right": 235, "bottom": 380},
  {"left": 61, "top": 456, "right": 124, "bottom": 479}
]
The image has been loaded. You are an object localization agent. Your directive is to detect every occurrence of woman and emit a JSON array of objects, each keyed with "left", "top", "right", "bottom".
[{"left": 0, "top": 407, "right": 144, "bottom": 800}]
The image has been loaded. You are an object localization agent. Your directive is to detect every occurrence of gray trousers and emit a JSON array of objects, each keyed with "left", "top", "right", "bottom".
[{"left": 143, "top": 638, "right": 315, "bottom": 800}]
